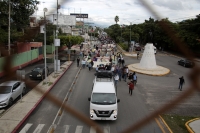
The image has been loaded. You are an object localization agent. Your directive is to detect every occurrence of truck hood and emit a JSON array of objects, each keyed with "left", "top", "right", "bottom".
[{"left": 90, "top": 103, "right": 117, "bottom": 111}]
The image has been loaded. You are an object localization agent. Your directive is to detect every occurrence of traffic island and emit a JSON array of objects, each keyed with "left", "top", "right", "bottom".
[
  {"left": 128, "top": 63, "right": 170, "bottom": 76},
  {"left": 124, "top": 52, "right": 138, "bottom": 57}
]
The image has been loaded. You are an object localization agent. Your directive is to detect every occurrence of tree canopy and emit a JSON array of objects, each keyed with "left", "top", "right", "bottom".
[
  {"left": 105, "top": 15, "right": 200, "bottom": 55},
  {"left": 114, "top": 16, "right": 119, "bottom": 24},
  {"left": 0, "top": 0, "right": 39, "bottom": 44}
]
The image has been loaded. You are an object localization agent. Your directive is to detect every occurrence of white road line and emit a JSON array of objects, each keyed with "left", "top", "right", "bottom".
[
  {"left": 104, "top": 126, "right": 110, "bottom": 133},
  {"left": 64, "top": 125, "right": 70, "bottom": 133},
  {"left": 90, "top": 126, "right": 96, "bottom": 133},
  {"left": 75, "top": 125, "right": 83, "bottom": 133},
  {"left": 19, "top": 123, "right": 33, "bottom": 133},
  {"left": 33, "top": 124, "right": 45, "bottom": 133}
]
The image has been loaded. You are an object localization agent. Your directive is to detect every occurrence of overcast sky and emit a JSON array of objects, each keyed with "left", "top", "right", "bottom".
[{"left": 34, "top": 0, "right": 200, "bottom": 27}]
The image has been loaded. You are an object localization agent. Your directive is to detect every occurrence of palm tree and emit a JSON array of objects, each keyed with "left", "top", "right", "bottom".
[{"left": 114, "top": 16, "right": 119, "bottom": 24}]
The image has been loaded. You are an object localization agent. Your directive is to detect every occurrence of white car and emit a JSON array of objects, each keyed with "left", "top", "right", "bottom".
[{"left": 0, "top": 81, "right": 26, "bottom": 108}]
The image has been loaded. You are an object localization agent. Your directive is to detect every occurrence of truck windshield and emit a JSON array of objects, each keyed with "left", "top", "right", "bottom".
[{"left": 91, "top": 93, "right": 116, "bottom": 105}]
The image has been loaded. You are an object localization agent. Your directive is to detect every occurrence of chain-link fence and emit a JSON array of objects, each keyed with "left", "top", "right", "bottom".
[{"left": 0, "top": 0, "right": 200, "bottom": 133}]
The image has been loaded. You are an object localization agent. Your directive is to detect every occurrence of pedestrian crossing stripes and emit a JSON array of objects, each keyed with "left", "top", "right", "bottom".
[{"left": 19, "top": 123, "right": 111, "bottom": 133}]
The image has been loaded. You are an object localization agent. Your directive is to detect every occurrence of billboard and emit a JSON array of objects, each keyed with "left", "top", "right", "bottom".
[
  {"left": 70, "top": 13, "right": 88, "bottom": 18},
  {"left": 53, "top": 15, "right": 76, "bottom": 26}
]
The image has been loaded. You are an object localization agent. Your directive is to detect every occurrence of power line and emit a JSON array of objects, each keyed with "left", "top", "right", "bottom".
[{"left": 170, "top": 15, "right": 198, "bottom": 21}]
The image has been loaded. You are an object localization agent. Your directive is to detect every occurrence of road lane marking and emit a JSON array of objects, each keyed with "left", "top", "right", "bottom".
[
  {"left": 104, "top": 125, "right": 110, "bottom": 133},
  {"left": 64, "top": 125, "right": 70, "bottom": 133},
  {"left": 155, "top": 118, "right": 166, "bottom": 133},
  {"left": 19, "top": 123, "right": 32, "bottom": 133},
  {"left": 90, "top": 126, "right": 96, "bottom": 133},
  {"left": 33, "top": 124, "right": 45, "bottom": 133},
  {"left": 75, "top": 125, "right": 83, "bottom": 133},
  {"left": 47, "top": 67, "right": 82, "bottom": 132}
]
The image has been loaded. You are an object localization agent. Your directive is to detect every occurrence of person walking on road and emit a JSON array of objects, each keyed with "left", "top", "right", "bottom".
[
  {"left": 121, "top": 58, "right": 125, "bottom": 67},
  {"left": 137, "top": 52, "right": 139, "bottom": 60},
  {"left": 127, "top": 80, "right": 134, "bottom": 96},
  {"left": 88, "top": 62, "right": 92, "bottom": 71},
  {"left": 123, "top": 67, "right": 128, "bottom": 82},
  {"left": 81, "top": 59, "right": 86, "bottom": 68},
  {"left": 179, "top": 76, "right": 185, "bottom": 91},
  {"left": 114, "top": 73, "right": 119, "bottom": 87},
  {"left": 133, "top": 72, "right": 137, "bottom": 85},
  {"left": 77, "top": 57, "right": 80, "bottom": 67}
]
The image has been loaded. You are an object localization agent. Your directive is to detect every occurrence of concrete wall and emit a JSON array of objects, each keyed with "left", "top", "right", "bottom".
[{"left": 46, "top": 45, "right": 55, "bottom": 54}]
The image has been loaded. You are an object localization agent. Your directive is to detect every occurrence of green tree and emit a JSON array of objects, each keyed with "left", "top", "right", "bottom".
[
  {"left": 0, "top": 0, "right": 39, "bottom": 44},
  {"left": 114, "top": 16, "right": 119, "bottom": 24}
]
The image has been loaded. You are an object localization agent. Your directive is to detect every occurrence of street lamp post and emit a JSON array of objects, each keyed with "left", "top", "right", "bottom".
[
  {"left": 8, "top": 0, "right": 10, "bottom": 55},
  {"left": 130, "top": 22, "right": 132, "bottom": 46},
  {"left": 43, "top": 8, "right": 48, "bottom": 82},
  {"left": 55, "top": 0, "right": 59, "bottom": 73}
]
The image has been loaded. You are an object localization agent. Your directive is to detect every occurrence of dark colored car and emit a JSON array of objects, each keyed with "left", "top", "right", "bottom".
[
  {"left": 177, "top": 59, "right": 195, "bottom": 68},
  {"left": 135, "top": 46, "right": 141, "bottom": 51},
  {"left": 134, "top": 43, "right": 141, "bottom": 51},
  {"left": 29, "top": 65, "right": 49, "bottom": 80}
]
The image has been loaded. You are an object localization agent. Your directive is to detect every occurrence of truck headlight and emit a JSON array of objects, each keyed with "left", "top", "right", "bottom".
[
  {"left": 90, "top": 109, "right": 94, "bottom": 114},
  {"left": 113, "top": 110, "right": 117, "bottom": 115}
]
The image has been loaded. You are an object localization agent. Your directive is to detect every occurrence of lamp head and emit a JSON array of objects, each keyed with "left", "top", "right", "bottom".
[{"left": 43, "top": 8, "right": 48, "bottom": 12}]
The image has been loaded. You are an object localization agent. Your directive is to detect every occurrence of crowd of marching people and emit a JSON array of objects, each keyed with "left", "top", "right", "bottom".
[{"left": 77, "top": 39, "right": 138, "bottom": 96}]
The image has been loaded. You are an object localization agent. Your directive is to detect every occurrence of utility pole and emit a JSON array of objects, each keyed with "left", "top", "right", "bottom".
[
  {"left": 43, "top": 8, "right": 48, "bottom": 82},
  {"left": 8, "top": 0, "right": 10, "bottom": 55},
  {"left": 130, "top": 22, "right": 132, "bottom": 47},
  {"left": 56, "top": 0, "right": 59, "bottom": 72}
]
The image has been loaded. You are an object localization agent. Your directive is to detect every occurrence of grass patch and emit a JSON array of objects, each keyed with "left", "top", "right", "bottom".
[
  {"left": 161, "top": 114, "right": 196, "bottom": 133},
  {"left": 48, "top": 82, "right": 53, "bottom": 86}
]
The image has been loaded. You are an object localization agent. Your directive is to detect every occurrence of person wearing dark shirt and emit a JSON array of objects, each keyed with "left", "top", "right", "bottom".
[
  {"left": 179, "top": 76, "right": 185, "bottom": 91},
  {"left": 77, "top": 57, "right": 80, "bottom": 67}
]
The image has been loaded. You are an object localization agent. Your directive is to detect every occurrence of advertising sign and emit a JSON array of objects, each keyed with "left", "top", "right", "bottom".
[
  {"left": 53, "top": 15, "right": 76, "bottom": 26},
  {"left": 54, "top": 39, "right": 60, "bottom": 46},
  {"left": 70, "top": 13, "right": 88, "bottom": 18}
]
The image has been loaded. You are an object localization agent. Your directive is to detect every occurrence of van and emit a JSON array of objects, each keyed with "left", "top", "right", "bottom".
[{"left": 88, "top": 71, "right": 120, "bottom": 120}]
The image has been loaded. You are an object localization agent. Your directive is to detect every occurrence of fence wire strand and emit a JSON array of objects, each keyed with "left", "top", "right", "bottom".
[{"left": 0, "top": 0, "right": 200, "bottom": 133}]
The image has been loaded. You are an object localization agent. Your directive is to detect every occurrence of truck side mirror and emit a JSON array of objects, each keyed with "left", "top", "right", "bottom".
[
  {"left": 117, "top": 99, "right": 120, "bottom": 103},
  {"left": 88, "top": 98, "right": 91, "bottom": 101}
]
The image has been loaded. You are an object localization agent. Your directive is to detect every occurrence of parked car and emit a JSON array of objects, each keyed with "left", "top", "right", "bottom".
[
  {"left": 177, "top": 59, "right": 195, "bottom": 68},
  {"left": 0, "top": 81, "right": 26, "bottom": 108},
  {"left": 135, "top": 46, "right": 141, "bottom": 51},
  {"left": 134, "top": 43, "right": 141, "bottom": 51},
  {"left": 29, "top": 65, "right": 49, "bottom": 80}
]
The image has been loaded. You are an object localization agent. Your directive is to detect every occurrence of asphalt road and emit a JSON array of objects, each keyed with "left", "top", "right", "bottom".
[
  {"left": 15, "top": 51, "right": 200, "bottom": 133},
  {"left": 0, "top": 59, "right": 65, "bottom": 114}
]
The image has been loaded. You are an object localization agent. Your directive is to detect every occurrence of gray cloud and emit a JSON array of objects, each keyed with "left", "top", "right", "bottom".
[
  {"left": 125, "top": 2, "right": 132, "bottom": 6},
  {"left": 152, "top": 0, "right": 184, "bottom": 10}
]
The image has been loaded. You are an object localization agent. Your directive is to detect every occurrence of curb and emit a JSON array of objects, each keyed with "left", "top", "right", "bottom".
[
  {"left": 185, "top": 118, "right": 200, "bottom": 133},
  {"left": 129, "top": 68, "right": 170, "bottom": 76},
  {"left": 159, "top": 115, "right": 173, "bottom": 133},
  {"left": 12, "top": 62, "right": 73, "bottom": 133}
]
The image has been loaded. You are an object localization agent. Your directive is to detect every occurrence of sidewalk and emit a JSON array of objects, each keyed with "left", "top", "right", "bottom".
[{"left": 0, "top": 61, "right": 72, "bottom": 133}]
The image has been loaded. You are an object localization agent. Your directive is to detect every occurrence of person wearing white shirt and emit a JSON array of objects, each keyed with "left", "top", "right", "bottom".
[
  {"left": 81, "top": 59, "right": 86, "bottom": 68},
  {"left": 114, "top": 73, "right": 119, "bottom": 87}
]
